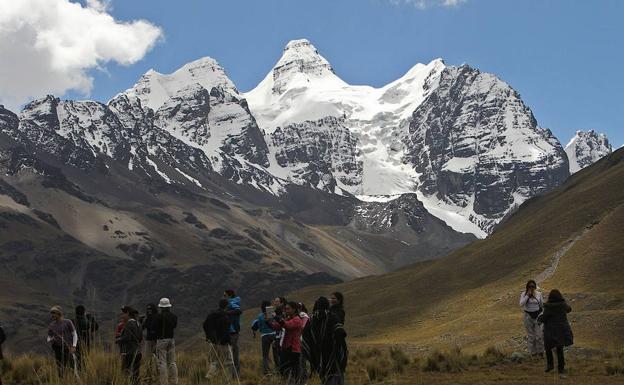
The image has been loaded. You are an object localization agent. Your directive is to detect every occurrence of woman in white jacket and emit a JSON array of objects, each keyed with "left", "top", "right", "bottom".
[{"left": 519, "top": 280, "right": 544, "bottom": 356}]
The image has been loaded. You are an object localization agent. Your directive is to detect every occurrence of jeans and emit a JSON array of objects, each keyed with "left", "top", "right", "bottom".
[
  {"left": 523, "top": 312, "right": 544, "bottom": 354},
  {"left": 546, "top": 345, "right": 565, "bottom": 373},
  {"left": 122, "top": 352, "right": 142, "bottom": 385},
  {"left": 156, "top": 339, "right": 179, "bottom": 385},
  {"left": 230, "top": 333, "right": 240, "bottom": 374},
  {"left": 261, "top": 334, "right": 276, "bottom": 374}
]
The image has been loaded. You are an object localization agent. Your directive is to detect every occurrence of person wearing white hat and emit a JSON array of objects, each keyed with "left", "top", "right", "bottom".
[{"left": 156, "top": 298, "right": 178, "bottom": 385}]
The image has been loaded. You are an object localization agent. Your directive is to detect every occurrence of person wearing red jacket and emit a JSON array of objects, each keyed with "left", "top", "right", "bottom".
[{"left": 270, "top": 301, "right": 304, "bottom": 384}]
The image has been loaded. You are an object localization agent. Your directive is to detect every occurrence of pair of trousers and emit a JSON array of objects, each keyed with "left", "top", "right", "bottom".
[
  {"left": 207, "top": 343, "right": 235, "bottom": 378},
  {"left": 281, "top": 351, "right": 301, "bottom": 384},
  {"left": 523, "top": 312, "right": 544, "bottom": 354},
  {"left": 156, "top": 339, "right": 179, "bottom": 385},
  {"left": 52, "top": 345, "right": 72, "bottom": 377},
  {"left": 122, "top": 352, "right": 142, "bottom": 385},
  {"left": 230, "top": 333, "right": 240, "bottom": 374},
  {"left": 546, "top": 345, "right": 565, "bottom": 373},
  {"left": 261, "top": 334, "right": 276, "bottom": 374}
]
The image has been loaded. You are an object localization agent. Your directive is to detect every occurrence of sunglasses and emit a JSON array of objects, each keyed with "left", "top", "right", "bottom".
[{"left": 528, "top": 285, "right": 536, "bottom": 288}]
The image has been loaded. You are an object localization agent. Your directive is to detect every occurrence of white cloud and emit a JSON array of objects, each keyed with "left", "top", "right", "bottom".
[
  {"left": 388, "top": 0, "right": 466, "bottom": 9},
  {"left": 0, "top": 0, "right": 162, "bottom": 110}
]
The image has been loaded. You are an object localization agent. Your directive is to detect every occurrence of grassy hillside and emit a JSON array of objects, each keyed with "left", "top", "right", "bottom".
[{"left": 295, "top": 147, "right": 624, "bottom": 351}]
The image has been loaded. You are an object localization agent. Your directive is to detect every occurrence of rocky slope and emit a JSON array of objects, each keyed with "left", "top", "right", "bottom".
[
  {"left": 245, "top": 39, "right": 569, "bottom": 237},
  {"left": 564, "top": 129, "right": 612, "bottom": 173}
]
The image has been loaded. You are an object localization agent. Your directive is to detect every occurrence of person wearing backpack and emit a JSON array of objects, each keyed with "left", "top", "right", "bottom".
[
  {"left": 251, "top": 300, "right": 277, "bottom": 375},
  {"left": 538, "top": 289, "right": 573, "bottom": 378},
  {"left": 203, "top": 299, "right": 233, "bottom": 378},
  {"left": 117, "top": 308, "right": 143, "bottom": 385},
  {"left": 519, "top": 280, "right": 544, "bottom": 356},
  {"left": 0, "top": 321, "right": 6, "bottom": 385}
]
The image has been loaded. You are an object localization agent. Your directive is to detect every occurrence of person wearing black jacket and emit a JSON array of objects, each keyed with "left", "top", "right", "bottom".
[
  {"left": 329, "top": 292, "right": 345, "bottom": 325},
  {"left": 303, "top": 297, "right": 348, "bottom": 385},
  {"left": 140, "top": 303, "right": 159, "bottom": 381},
  {"left": 203, "top": 299, "right": 233, "bottom": 378},
  {"left": 117, "top": 308, "right": 142, "bottom": 385},
  {"left": 538, "top": 289, "right": 573, "bottom": 378},
  {"left": 0, "top": 322, "right": 6, "bottom": 385},
  {"left": 156, "top": 298, "right": 178, "bottom": 385},
  {"left": 73, "top": 305, "right": 99, "bottom": 367}
]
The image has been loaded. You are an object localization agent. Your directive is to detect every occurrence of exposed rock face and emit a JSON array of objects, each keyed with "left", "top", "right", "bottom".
[
  {"left": 564, "top": 130, "right": 612, "bottom": 173},
  {"left": 245, "top": 41, "right": 569, "bottom": 236},
  {"left": 1, "top": 40, "right": 573, "bottom": 240},
  {"left": 269, "top": 116, "right": 362, "bottom": 193},
  {"left": 403, "top": 65, "right": 569, "bottom": 233}
]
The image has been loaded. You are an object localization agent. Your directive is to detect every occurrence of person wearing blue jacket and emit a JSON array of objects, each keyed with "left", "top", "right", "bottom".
[
  {"left": 252, "top": 301, "right": 278, "bottom": 375},
  {"left": 224, "top": 289, "right": 242, "bottom": 374}
]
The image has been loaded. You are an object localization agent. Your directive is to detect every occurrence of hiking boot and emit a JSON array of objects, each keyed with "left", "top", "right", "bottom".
[{"left": 545, "top": 366, "right": 554, "bottom": 373}]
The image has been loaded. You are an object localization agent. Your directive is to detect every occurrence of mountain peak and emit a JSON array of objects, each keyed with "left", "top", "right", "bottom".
[
  {"left": 124, "top": 56, "right": 238, "bottom": 112},
  {"left": 565, "top": 130, "right": 612, "bottom": 173},
  {"left": 270, "top": 39, "right": 338, "bottom": 94}
]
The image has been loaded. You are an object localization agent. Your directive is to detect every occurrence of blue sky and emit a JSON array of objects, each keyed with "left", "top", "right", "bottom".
[{"left": 78, "top": 0, "right": 622, "bottom": 146}]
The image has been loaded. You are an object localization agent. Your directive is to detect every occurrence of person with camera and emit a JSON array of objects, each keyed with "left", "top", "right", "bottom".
[
  {"left": 519, "top": 280, "right": 544, "bottom": 356},
  {"left": 270, "top": 301, "right": 304, "bottom": 384}
]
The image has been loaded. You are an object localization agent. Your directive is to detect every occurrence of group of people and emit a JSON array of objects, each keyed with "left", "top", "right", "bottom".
[
  {"left": 203, "top": 291, "right": 348, "bottom": 385},
  {"left": 520, "top": 280, "right": 574, "bottom": 378},
  {"left": 36, "top": 289, "right": 346, "bottom": 385},
  {"left": 0, "top": 281, "right": 583, "bottom": 385}
]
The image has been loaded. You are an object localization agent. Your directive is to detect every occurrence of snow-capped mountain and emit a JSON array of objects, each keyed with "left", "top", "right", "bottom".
[
  {"left": 0, "top": 39, "right": 572, "bottom": 238},
  {"left": 245, "top": 39, "right": 569, "bottom": 236},
  {"left": 564, "top": 130, "right": 612, "bottom": 173}
]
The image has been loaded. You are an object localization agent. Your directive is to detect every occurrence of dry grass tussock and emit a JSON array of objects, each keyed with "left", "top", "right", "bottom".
[{"left": 2, "top": 344, "right": 624, "bottom": 385}]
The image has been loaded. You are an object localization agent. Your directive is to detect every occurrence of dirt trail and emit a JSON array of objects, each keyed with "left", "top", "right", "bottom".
[{"left": 535, "top": 225, "right": 594, "bottom": 284}]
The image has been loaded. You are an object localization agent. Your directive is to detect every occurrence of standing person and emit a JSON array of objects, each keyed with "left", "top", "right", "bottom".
[
  {"left": 538, "top": 289, "right": 573, "bottom": 378},
  {"left": 156, "top": 298, "right": 179, "bottom": 385},
  {"left": 270, "top": 301, "right": 304, "bottom": 384},
  {"left": 224, "top": 289, "right": 242, "bottom": 375},
  {"left": 251, "top": 300, "right": 277, "bottom": 375},
  {"left": 329, "top": 292, "right": 345, "bottom": 325},
  {"left": 140, "top": 303, "right": 159, "bottom": 381},
  {"left": 519, "top": 280, "right": 544, "bottom": 356},
  {"left": 115, "top": 306, "right": 130, "bottom": 352},
  {"left": 117, "top": 308, "right": 143, "bottom": 385},
  {"left": 0, "top": 321, "right": 6, "bottom": 385},
  {"left": 302, "top": 297, "right": 348, "bottom": 385},
  {"left": 73, "top": 305, "right": 99, "bottom": 366},
  {"left": 272, "top": 296, "right": 287, "bottom": 371},
  {"left": 47, "top": 306, "right": 78, "bottom": 378},
  {"left": 203, "top": 299, "right": 233, "bottom": 378}
]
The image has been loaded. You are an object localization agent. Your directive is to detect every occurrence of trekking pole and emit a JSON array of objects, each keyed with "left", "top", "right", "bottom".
[
  {"left": 227, "top": 345, "right": 241, "bottom": 385},
  {"left": 72, "top": 352, "right": 82, "bottom": 384}
]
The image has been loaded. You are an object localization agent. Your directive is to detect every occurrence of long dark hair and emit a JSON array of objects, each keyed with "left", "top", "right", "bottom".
[
  {"left": 525, "top": 280, "right": 537, "bottom": 291},
  {"left": 547, "top": 289, "right": 565, "bottom": 303},
  {"left": 261, "top": 300, "right": 271, "bottom": 313},
  {"left": 332, "top": 292, "right": 344, "bottom": 308}
]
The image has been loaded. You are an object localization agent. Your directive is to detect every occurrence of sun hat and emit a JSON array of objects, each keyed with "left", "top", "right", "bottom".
[{"left": 158, "top": 298, "right": 172, "bottom": 308}]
